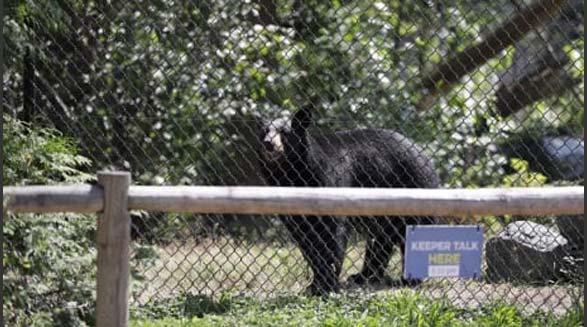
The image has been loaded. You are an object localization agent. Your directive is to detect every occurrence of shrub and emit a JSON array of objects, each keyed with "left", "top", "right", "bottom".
[{"left": 3, "top": 115, "right": 96, "bottom": 326}]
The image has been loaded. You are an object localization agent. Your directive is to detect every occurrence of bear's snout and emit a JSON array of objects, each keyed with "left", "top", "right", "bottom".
[{"left": 263, "top": 140, "right": 274, "bottom": 152}]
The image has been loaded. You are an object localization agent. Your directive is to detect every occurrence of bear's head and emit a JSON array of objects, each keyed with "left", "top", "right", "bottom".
[{"left": 258, "top": 106, "right": 313, "bottom": 164}]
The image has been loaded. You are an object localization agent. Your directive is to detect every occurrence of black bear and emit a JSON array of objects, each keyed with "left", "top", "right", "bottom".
[{"left": 257, "top": 106, "right": 440, "bottom": 295}]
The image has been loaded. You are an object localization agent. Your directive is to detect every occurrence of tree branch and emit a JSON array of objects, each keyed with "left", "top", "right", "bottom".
[{"left": 419, "top": 0, "right": 568, "bottom": 100}]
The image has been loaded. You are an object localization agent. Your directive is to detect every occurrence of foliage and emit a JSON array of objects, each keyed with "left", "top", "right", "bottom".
[
  {"left": 2, "top": 0, "right": 583, "bottom": 322},
  {"left": 129, "top": 292, "right": 584, "bottom": 327},
  {"left": 3, "top": 116, "right": 97, "bottom": 326},
  {"left": 4, "top": 0, "right": 583, "bottom": 189},
  {"left": 3, "top": 115, "right": 166, "bottom": 325},
  {"left": 502, "top": 158, "right": 548, "bottom": 187},
  {"left": 3, "top": 116, "right": 160, "bottom": 325},
  {"left": 4, "top": 0, "right": 582, "bottom": 244},
  {"left": 4, "top": 213, "right": 97, "bottom": 327},
  {"left": 3, "top": 115, "right": 93, "bottom": 185}
]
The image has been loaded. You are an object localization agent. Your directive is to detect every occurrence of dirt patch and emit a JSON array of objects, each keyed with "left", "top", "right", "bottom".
[{"left": 131, "top": 238, "right": 583, "bottom": 315}]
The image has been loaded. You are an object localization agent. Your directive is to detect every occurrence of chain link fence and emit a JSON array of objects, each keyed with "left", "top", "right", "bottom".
[{"left": 4, "top": 0, "right": 584, "bottom": 321}]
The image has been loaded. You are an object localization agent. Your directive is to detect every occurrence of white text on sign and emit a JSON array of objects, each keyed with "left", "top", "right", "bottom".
[{"left": 411, "top": 241, "right": 479, "bottom": 251}]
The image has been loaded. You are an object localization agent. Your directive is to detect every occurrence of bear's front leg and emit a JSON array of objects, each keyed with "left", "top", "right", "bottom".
[
  {"left": 305, "top": 216, "right": 346, "bottom": 296},
  {"left": 282, "top": 215, "right": 344, "bottom": 296}
]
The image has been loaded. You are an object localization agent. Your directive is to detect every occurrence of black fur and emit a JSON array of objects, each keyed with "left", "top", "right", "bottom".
[{"left": 258, "top": 107, "right": 440, "bottom": 295}]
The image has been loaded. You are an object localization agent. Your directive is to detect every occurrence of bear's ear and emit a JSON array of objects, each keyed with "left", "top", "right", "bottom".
[{"left": 291, "top": 106, "right": 313, "bottom": 132}]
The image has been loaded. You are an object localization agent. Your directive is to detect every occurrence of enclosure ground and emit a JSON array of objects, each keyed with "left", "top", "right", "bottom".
[{"left": 131, "top": 237, "right": 583, "bottom": 317}]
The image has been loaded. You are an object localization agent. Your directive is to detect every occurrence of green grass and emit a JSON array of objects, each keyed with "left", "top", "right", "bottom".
[
  {"left": 131, "top": 237, "right": 583, "bottom": 326},
  {"left": 130, "top": 291, "right": 584, "bottom": 327}
]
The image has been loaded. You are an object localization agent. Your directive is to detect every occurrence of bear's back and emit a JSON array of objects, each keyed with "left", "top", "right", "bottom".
[{"left": 307, "top": 129, "right": 440, "bottom": 189}]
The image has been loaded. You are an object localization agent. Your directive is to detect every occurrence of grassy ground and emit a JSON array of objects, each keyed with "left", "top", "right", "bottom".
[
  {"left": 129, "top": 291, "right": 584, "bottom": 327},
  {"left": 132, "top": 237, "right": 375, "bottom": 303},
  {"left": 130, "top": 237, "right": 584, "bottom": 326}
]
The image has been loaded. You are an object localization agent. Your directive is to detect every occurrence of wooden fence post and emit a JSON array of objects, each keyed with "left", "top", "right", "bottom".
[{"left": 96, "top": 171, "right": 131, "bottom": 327}]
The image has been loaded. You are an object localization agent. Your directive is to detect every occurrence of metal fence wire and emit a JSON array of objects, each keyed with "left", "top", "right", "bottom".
[{"left": 4, "top": 0, "right": 584, "bottom": 316}]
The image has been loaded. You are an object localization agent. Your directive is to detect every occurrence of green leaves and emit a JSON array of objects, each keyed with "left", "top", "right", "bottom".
[
  {"left": 4, "top": 211, "right": 98, "bottom": 326},
  {"left": 5, "top": 0, "right": 582, "bottom": 189},
  {"left": 3, "top": 115, "right": 94, "bottom": 185},
  {"left": 3, "top": 116, "right": 98, "bottom": 325},
  {"left": 130, "top": 292, "right": 584, "bottom": 327},
  {"left": 502, "top": 158, "right": 547, "bottom": 187}
]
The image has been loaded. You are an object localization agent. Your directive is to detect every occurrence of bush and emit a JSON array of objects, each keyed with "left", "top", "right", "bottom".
[
  {"left": 3, "top": 115, "right": 96, "bottom": 326},
  {"left": 3, "top": 115, "right": 93, "bottom": 186},
  {"left": 4, "top": 212, "right": 97, "bottom": 327}
]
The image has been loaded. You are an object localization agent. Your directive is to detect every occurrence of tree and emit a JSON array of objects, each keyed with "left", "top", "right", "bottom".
[{"left": 418, "top": 0, "right": 570, "bottom": 109}]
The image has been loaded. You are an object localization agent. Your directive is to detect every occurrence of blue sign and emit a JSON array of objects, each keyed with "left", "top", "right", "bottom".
[{"left": 404, "top": 225, "right": 484, "bottom": 279}]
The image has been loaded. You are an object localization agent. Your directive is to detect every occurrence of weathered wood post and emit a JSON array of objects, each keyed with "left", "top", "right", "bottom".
[{"left": 96, "top": 171, "right": 131, "bottom": 327}]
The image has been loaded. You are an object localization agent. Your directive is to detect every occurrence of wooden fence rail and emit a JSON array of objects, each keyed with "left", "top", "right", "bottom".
[
  {"left": 5, "top": 184, "right": 585, "bottom": 217},
  {"left": 3, "top": 171, "right": 585, "bottom": 327}
]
